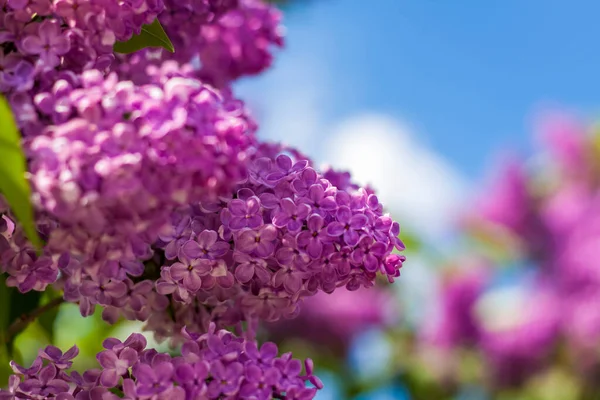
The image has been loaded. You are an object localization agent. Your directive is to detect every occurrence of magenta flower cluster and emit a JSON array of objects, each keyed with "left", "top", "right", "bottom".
[
  {"left": 30, "top": 64, "right": 255, "bottom": 252},
  {"left": 115, "top": 0, "right": 283, "bottom": 88},
  {"left": 0, "top": 63, "right": 257, "bottom": 304},
  {"left": 142, "top": 144, "right": 405, "bottom": 341},
  {"left": 0, "top": 0, "right": 407, "bottom": 397},
  {"left": 266, "top": 285, "right": 399, "bottom": 357},
  {"left": 3, "top": 326, "right": 322, "bottom": 399},
  {"left": 421, "top": 115, "right": 600, "bottom": 388},
  {"left": 0, "top": 0, "right": 163, "bottom": 96}
]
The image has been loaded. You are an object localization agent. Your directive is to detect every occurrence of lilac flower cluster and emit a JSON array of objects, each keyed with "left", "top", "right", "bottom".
[
  {"left": 194, "top": 0, "right": 284, "bottom": 87},
  {"left": 158, "top": 0, "right": 240, "bottom": 62},
  {"left": 422, "top": 115, "right": 600, "bottom": 389},
  {"left": 138, "top": 143, "right": 406, "bottom": 336},
  {"left": 0, "top": 0, "right": 404, "bottom": 396},
  {"left": 265, "top": 285, "right": 399, "bottom": 356},
  {"left": 1, "top": 75, "right": 405, "bottom": 343},
  {"left": 0, "top": 59, "right": 406, "bottom": 344},
  {"left": 1, "top": 63, "right": 256, "bottom": 295},
  {"left": 1, "top": 327, "right": 323, "bottom": 399},
  {"left": 88, "top": 144, "right": 405, "bottom": 342},
  {"left": 0, "top": 0, "right": 164, "bottom": 98},
  {"left": 115, "top": 0, "right": 284, "bottom": 88},
  {"left": 422, "top": 265, "right": 488, "bottom": 350},
  {"left": 467, "top": 160, "right": 551, "bottom": 260}
]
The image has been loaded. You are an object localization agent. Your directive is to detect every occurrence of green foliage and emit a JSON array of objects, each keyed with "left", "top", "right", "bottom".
[
  {"left": 4, "top": 279, "right": 42, "bottom": 352},
  {"left": 0, "top": 277, "right": 9, "bottom": 340},
  {"left": 0, "top": 276, "right": 10, "bottom": 387},
  {"left": 0, "top": 344, "right": 11, "bottom": 390},
  {"left": 0, "top": 95, "right": 42, "bottom": 248},
  {"left": 399, "top": 230, "right": 421, "bottom": 253},
  {"left": 37, "top": 288, "right": 62, "bottom": 343},
  {"left": 114, "top": 19, "right": 174, "bottom": 54},
  {"left": 0, "top": 276, "right": 43, "bottom": 385}
]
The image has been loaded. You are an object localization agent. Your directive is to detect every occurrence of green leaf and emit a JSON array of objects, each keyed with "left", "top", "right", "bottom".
[
  {"left": 6, "top": 288, "right": 41, "bottom": 351},
  {"left": 0, "top": 277, "right": 13, "bottom": 387},
  {"left": 2, "top": 273, "right": 41, "bottom": 351},
  {"left": 37, "top": 288, "right": 61, "bottom": 343},
  {"left": 399, "top": 230, "right": 421, "bottom": 253},
  {"left": 114, "top": 19, "right": 174, "bottom": 54},
  {"left": 0, "top": 95, "right": 42, "bottom": 248},
  {"left": 0, "top": 343, "right": 12, "bottom": 389},
  {"left": 0, "top": 276, "right": 9, "bottom": 334}
]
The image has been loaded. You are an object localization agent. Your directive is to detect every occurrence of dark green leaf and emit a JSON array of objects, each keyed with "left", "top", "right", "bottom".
[
  {"left": 0, "top": 276, "right": 10, "bottom": 343},
  {"left": 0, "top": 95, "right": 42, "bottom": 248},
  {"left": 114, "top": 19, "right": 174, "bottom": 54},
  {"left": 0, "top": 344, "right": 12, "bottom": 389},
  {"left": 0, "top": 276, "right": 22, "bottom": 385},
  {"left": 6, "top": 285, "right": 41, "bottom": 351},
  {"left": 37, "top": 288, "right": 61, "bottom": 343},
  {"left": 8, "top": 289, "right": 41, "bottom": 327}
]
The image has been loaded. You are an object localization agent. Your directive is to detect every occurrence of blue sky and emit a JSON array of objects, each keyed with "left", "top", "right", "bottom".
[{"left": 239, "top": 0, "right": 600, "bottom": 182}]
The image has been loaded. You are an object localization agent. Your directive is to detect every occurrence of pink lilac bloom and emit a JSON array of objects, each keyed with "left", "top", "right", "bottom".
[
  {"left": 535, "top": 112, "right": 590, "bottom": 180},
  {"left": 196, "top": 0, "right": 284, "bottom": 87},
  {"left": 266, "top": 285, "right": 398, "bottom": 356},
  {"left": 0, "top": 0, "right": 405, "bottom": 350},
  {"left": 0, "top": 63, "right": 255, "bottom": 300},
  {"left": 1, "top": 328, "right": 323, "bottom": 399},
  {"left": 20, "top": 20, "right": 71, "bottom": 68},
  {"left": 0, "top": 0, "right": 406, "bottom": 396},
  {"left": 419, "top": 117, "right": 600, "bottom": 392},
  {"left": 540, "top": 183, "right": 592, "bottom": 246},
  {"left": 1, "top": 140, "right": 406, "bottom": 343},
  {"left": 421, "top": 265, "right": 489, "bottom": 350},
  {"left": 145, "top": 143, "right": 406, "bottom": 341},
  {"left": 468, "top": 159, "right": 551, "bottom": 261},
  {"left": 272, "top": 198, "right": 311, "bottom": 233},
  {"left": 0, "top": 0, "right": 167, "bottom": 116},
  {"left": 551, "top": 197, "right": 600, "bottom": 349},
  {"left": 114, "top": 0, "right": 283, "bottom": 88},
  {"left": 476, "top": 280, "right": 560, "bottom": 388}
]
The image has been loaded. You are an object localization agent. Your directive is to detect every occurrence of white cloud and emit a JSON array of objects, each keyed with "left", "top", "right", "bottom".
[{"left": 322, "top": 114, "right": 470, "bottom": 241}]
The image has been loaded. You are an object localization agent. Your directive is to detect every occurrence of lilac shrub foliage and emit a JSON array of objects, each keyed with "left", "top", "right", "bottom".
[{"left": 0, "top": 0, "right": 406, "bottom": 398}]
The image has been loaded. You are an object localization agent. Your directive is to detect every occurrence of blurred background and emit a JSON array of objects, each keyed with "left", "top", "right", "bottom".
[{"left": 7, "top": 1, "right": 600, "bottom": 399}]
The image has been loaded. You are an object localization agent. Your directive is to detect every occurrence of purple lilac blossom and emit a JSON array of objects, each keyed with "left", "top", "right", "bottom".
[
  {"left": 145, "top": 143, "right": 406, "bottom": 341},
  {"left": 1, "top": 63, "right": 256, "bottom": 297},
  {"left": 421, "top": 114, "right": 600, "bottom": 390},
  {"left": 0, "top": 0, "right": 404, "bottom": 395},
  {"left": 535, "top": 113, "right": 590, "bottom": 180},
  {"left": 476, "top": 280, "right": 560, "bottom": 388},
  {"left": 421, "top": 265, "right": 489, "bottom": 350},
  {"left": 1, "top": 327, "right": 323, "bottom": 399},
  {"left": 265, "top": 285, "right": 399, "bottom": 356},
  {"left": 0, "top": 127, "right": 405, "bottom": 344},
  {"left": 0, "top": 0, "right": 166, "bottom": 113},
  {"left": 114, "top": 0, "right": 284, "bottom": 88},
  {"left": 465, "top": 159, "right": 551, "bottom": 261},
  {"left": 552, "top": 196, "right": 600, "bottom": 350},
  {"left": 0, "top": 0, "right": 405, "bottom": 354}
]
